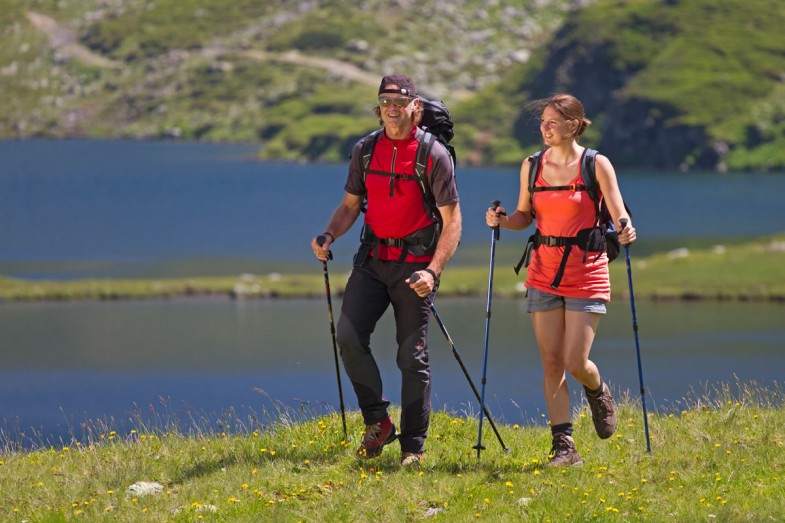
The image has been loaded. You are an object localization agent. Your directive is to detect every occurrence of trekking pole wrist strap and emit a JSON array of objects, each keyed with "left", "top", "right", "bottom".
[
  {"left": 424, "top": 268, "right": 439, "bottom": 283},
  {"left": 322, "top": 231, "right": 335, "bottom": 243}
]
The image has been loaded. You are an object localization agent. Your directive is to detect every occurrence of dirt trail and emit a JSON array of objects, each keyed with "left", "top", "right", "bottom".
[
  {"left": 239, "top": 49, "right": 379, "bottom": 86},
  {"left": 26, "top": 11, "right": 121, "bottom": 68},
  {"left": 26, "top": 10, "right": 379, "bottom": 85}
]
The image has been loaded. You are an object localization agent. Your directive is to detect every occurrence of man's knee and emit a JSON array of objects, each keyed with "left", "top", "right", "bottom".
[
  {"left": 336, "top": 316, "right": 368, "bottom": 357},
  {"left": 397, "top": 340, "right": 429, "bottom": 374},
  {"left": 335, "top": 317, "right": 352, "bottom": 351}
]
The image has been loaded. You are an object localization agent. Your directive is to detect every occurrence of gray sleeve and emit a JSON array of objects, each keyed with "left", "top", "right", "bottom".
[
  {"left": 428, "top": 142, "right": 459, "bottom": 207},
  {"left": 344, "top": 139, "right": 367, "bottom": 196}
]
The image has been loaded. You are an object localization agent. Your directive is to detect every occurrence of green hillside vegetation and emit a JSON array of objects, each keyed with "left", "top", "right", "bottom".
[
  {"left": 489, "top": 0, "right": 785, "bottom": 170},
  {"left": 2, "top": 0, "right": 785, "bottom": 170}
]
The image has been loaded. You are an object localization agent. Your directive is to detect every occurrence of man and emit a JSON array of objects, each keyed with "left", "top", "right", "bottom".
[{"left": 311, "top": 74, "right": 461, "bottom": 466}]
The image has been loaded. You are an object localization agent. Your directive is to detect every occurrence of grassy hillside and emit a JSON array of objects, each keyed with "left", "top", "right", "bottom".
[
  {"left": 1, "top": 0, "right": 570, "bottom": 162},
  {"left": 2, "top": 0, "right": 785, "bottom": 170},
  {"left": 496, "top": 0, "right": 785, "bottom": 170}
]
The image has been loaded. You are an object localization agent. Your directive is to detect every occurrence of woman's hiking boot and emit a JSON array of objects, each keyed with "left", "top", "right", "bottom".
[
  {"left": 357, "top": 417, "right": 397, "bottom": 458},
  {"left": 584, "top": 382, "right": 617, "bottom": 439},
  {"left": 400, "top": 451, "right": 424, "bottom": 467},
  {"left": 546, "top": 434, "right": 583, "bottom": 467}
]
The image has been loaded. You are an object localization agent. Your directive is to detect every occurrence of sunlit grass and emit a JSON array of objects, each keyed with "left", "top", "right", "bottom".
[{"left": 1, "top": 381, "right": 783, "bottom": 521}]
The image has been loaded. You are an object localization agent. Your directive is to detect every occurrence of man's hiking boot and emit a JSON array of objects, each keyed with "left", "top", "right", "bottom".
[
  {"left": 546, "top": 434, "right": 583, "bottom": 467},
  {"left": 357, "top": 417, "right": 397, "bottom": 459},
  {"left": 584, "top": 382, "right": 617, "bottom": 439},
  {"left": 400, "top": 451, "right": 424, "bottom": 467}
]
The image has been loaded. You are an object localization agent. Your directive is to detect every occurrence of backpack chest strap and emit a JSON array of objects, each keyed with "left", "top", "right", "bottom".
[
  {"left": 530, "top": 184, "right": 589, "bottom": 193},
  {"left": 365, "top": 169, "right": 419, "bottom": 181},
  {"left": 365, "top": 169, "right": 420, "bottom": 197}
]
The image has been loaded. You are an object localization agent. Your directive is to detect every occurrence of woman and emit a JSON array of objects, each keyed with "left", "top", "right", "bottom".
[{"left": 485, "top": 94, "right": 636, "bottom": 466}]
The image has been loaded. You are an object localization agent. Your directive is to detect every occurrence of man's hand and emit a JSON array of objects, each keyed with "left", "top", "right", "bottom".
[
  {"left": 311, "top": 234, "right": 333, "bottom": 262},
  {"left": 406, "top": 270, "right": 437, "bottom": 298}
]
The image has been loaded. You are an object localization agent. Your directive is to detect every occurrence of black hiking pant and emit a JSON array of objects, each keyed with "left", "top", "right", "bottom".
[{"left": 336, "top": 256, "right": 433, "bottom": 454}]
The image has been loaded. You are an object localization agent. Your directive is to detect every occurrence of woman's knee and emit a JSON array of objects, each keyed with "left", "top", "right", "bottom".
[
  {"left": 540, "top": 352, "right": 563, "bottom": 374},
  {"left": 565, "top": 359, "right": 592, "bottom": 380}
]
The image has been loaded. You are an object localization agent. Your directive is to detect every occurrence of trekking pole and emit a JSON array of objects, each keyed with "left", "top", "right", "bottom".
[
  {"left": 316, "top": 235, "right": 348, "bottom": 442},
  {"left": 620, "top": 219, "right": 651, "bottom": 453},
  {"left": 409, "top": 272, "right": 510, "bottom": 453},
  {"left": 474, "top": 200, "right": 502, "bottom": 459}
]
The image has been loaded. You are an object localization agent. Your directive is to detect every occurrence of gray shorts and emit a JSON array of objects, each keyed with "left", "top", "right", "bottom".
[{"left": 526, "top": 287, "right": 607, "bottom": 314}]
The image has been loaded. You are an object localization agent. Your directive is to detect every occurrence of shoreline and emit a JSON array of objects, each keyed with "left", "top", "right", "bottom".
[
  {"left": 2, "top": 232, "right": 784, "bottom": 304},
  {"left": 1, "top": 287, "right": 784, "bottom": 304}
]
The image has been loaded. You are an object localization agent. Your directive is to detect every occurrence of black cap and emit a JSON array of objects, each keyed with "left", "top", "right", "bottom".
[{"left": 378, "top": 74, "right": 416, "bottom": 97}]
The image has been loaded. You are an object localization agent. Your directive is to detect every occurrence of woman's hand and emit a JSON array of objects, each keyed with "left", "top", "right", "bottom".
[
  {"left": 619, "top": 220, "right": 636, "bottom": 245},
  {"left": 485, "top": 205, "right": 507, "bottom": 228}
]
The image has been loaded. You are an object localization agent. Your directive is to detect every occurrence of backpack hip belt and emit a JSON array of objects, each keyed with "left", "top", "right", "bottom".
[
  {"left": 514, "top": 227, "right": 607, "bottom": 289},
  {"left": 360, "top": 222, "right": 441, "bottom": 263}
]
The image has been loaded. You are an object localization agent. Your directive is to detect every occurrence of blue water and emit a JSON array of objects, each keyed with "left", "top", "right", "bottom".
[
  {"left": 1, "top": 140, "right": 784, "bottom": 449},
  {"left": 2, "top": 139, "right": 783, "bottom": 279},
  {"left": 1, "top": 297, "right": 783, "bottom": 449}
]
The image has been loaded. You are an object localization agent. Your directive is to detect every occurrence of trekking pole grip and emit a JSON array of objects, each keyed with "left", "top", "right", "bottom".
[
  {"left": 316, "top": 235, "right": 333, "bottom": 261},
  {"left": 620, "top": 218, "right": 630, "bottom": 252},
  {"left": 491, "top": 200, "right": 501, "bottom": 240}
]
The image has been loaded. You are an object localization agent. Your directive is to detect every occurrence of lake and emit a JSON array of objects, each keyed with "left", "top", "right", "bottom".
[
  {"left": 1, "top": 140, "right": 784, "bottom": 448},
  {"left": 1, "top": 297, "right": 783, "bottom": 448},
  {"left": 2, "top": 139, "right": 784, "bottom": 278}
]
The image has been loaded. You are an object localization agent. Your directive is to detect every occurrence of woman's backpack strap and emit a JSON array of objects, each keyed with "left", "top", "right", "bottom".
[{"left": 527, "top": 150, "right": 544, "bottom": 207}]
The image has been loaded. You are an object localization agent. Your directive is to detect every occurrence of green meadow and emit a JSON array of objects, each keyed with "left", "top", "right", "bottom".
[{"left": 1, "top": 382, "right": 783, "bottom": 522}]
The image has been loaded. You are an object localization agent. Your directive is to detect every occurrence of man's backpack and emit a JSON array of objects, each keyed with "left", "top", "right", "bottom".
[{"left": 514, "top": 148, "right": 631, "bottom": 289}]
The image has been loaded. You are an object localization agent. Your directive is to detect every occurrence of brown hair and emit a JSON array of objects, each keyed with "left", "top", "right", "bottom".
[{"left": 532, "top": 93, "right": 592, "bottom": 138}]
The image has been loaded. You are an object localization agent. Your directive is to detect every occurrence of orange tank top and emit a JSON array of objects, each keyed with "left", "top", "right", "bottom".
[{"left": 524, "top": 153, "right": 610, "bottom": 301}]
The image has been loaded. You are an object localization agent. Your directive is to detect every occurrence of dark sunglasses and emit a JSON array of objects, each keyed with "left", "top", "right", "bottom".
[{"left": 378, "top": 96, "right": 414, "bottom": 108}]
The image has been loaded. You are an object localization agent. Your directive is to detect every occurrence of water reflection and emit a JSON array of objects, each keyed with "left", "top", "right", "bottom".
[{"left": 1, "top": 298, "right": 782, "bottom": 447}]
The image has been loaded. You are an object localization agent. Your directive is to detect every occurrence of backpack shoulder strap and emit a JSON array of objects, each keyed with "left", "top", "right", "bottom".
[
  {"left": 579, "top": 148, "right": 604, "bottom": 229},
  {"left": 527, "top": 150, "right": 544, "bottom": 205},
  {"left": 580, "top": 148, "right": 599, "bottom": 202},
  {"left": 414, "top": 131, "right": 436, "bottom": 200},
  {"left": 361, "top": 129, "right": 384, "bottom": 184}
]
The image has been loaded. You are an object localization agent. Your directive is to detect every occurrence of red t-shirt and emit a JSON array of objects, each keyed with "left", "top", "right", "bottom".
[
  {"left": 345, "top": 128, "right": 459, "bottom": 262},
  {"left": 525, "top": 153, "right": 610, "bottom": 301}
]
